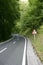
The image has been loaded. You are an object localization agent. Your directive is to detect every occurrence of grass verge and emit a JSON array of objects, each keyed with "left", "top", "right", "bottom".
[{"left": 29, "top": 25, "right": 43, "bottom": 63}]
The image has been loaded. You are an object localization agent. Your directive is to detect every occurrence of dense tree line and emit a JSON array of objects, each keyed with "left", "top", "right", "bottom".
[
  {"left": 0, "top": 0, "right": 43, "bottom": 41},
  {"left": 0, "top": 0, "right": 19, "bottom": 41},
  {"left": 12, "top": 0, "right": 43, "bottom": 35},
  {"left": 20, "top": 0, "right": 43, "bottom": 33}
]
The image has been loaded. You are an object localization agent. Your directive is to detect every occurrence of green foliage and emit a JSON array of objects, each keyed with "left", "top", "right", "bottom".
[
  {"left": 22, "top": 0, "right": 43, "bottom": 32},
  {"left": 16, "top": 0, "right": 43, "bottom": 36},
  {"left": 0, "top": 0, "right": 20, "bottom": 41},
  {"left": 18, "top": 1, "right": 29, "bottom": 33}
]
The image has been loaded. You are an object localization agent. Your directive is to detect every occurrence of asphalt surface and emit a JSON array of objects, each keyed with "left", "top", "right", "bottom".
[{"left": 0, "top": 36, "right": 25, "bottom": 65}]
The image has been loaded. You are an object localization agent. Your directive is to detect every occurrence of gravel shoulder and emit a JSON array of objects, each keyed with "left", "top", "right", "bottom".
[{"left": 27, "top": 39, "right": 43, "bottom": 65}]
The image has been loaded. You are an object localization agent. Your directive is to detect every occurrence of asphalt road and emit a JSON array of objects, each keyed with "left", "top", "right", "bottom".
[{"left": 0, "top": 36, "right": 25, "bottom": 65}]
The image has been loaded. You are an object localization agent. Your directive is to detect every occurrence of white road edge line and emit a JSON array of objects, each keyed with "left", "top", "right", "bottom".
[
  {"left": 22, "top": 38, "right": 27, "bottom": 65},
  {"left": 0, "top": 48, "right": 7, "bottom": 54}
]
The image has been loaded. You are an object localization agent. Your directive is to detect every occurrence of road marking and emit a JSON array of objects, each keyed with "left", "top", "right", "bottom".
[
  {"left": 22, "top": 38, "right": 27, "bottom": 65},
  {"left": 0, "top": 48, "right": 7, "bottom": 53},
  {"left": 13, "top": 41, "right": 16, "bottom": 44}
]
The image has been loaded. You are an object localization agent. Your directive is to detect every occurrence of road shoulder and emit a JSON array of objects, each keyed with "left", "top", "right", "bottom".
[{"left": 27, "top": 39, "right": 43, "bottom": 65}]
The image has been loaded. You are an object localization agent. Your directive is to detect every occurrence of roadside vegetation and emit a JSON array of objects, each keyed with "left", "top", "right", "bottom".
[{"left": 29, "top": 25, "right": 43, "bottom": 63}]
